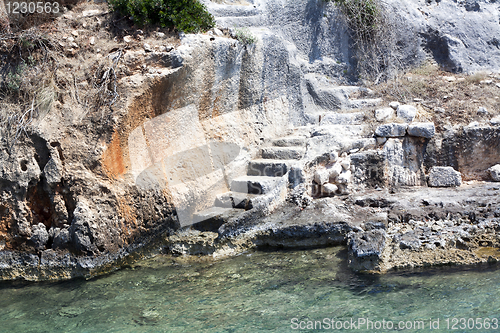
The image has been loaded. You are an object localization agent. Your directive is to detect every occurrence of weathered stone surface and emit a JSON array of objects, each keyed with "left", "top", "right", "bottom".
[
  {"left": 314, "top": 167, "right": 330, "bottom": 185},
  {"left": 348, "top": 229, "right": 387, "bottom": 272},
  {"left": 408, "top": 122, "right": 435, "bottom": 138},
  {"left": 389, "top": 101, "right": 400, "bottom": 110},
  {"left": 489, "top": 165, "right": 500, "bottom": 182},
  {"left": 428, "top": 166, "right": 462, "bottom": 187},
  {"left": 396, "top": 105, "right": 417, "bottom": 122},
  {"left": 490, "top": 116, "right": 500, "bottom": 126},
  {"left": 30, "top": 223, "right": 49, "bottom": 250},
  {"left": 375, "top": 123, "right": 408, "bottom": 137},
  {"left": 322, "top": 183, "right": 338, "bottom": 196},
  {"left": 375, "top": 107, "right": 395, "bottom": 122}
]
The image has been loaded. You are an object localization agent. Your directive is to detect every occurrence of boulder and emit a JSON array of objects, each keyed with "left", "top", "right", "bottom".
[
  {"left": 396, "top": 105, "right": 417, "bottom": 122},
  {"left": 375, "top": 107, "right": 395, "bottom": 122},
  {"left": 428, "top": 166, "right": 462, "bottom": 187},
  {"left": 375, "top": 123, "right": 408, "bottom": 137},
  {"left": 407, "top": 122, "right": 435, "bottom": 138},
  {"left": 489, "top": 164, "right": 500, "bottom": 182}
]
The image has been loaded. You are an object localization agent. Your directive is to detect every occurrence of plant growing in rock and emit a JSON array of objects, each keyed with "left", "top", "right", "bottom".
[
  {"left": 326, "top": 0, "right": 415, "bottom": 82},
  {"left": 108, "top": 0, "right": 215, "bottom": 33},
  {"left": 235, "top": 27, "right": 257, "bottom": 45}
]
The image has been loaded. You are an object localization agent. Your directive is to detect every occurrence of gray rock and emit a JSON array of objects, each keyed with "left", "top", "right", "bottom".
[
  {"left": 348, "top": 229, "right": 387, "bottom": 271},
  {"left": 53, "top": 228, "right": 70, "bottom": 249},
  {"left": 478, "top": 107, "right": 489, "bottom": 115},
  {"left": 375, "top": 123, "right": 408, "bottom": 137},
  {"left": 143, "top": 43, "right": 152, "bottom": 52},
  {"left": 396, "top": 105, "right": 417, "bottom": 122},
  {"left": 314, "top": 168, "right": 330, "bottom": 185},
  {"left": 389, "top": 101, "right": 400, "bottom": 110},
  {"left": 213, "top": 28, "right": 224, "bottom": 37},
  {"left": 490, "top": 116, "right": 500, "bottom": 126},
  {"left": 375, "top": 107, "right": 395, "bottom": 122},
  {"left": 428, "top": 166, "right": 462, "bottom": 187},
  {"left": 489, "top": 164, "right": 500, "bottom": 182},
  {"left": 322, "top": 183, "right": 338, "bottom": 196},
  {"left": 408, "top": 122, "right": 435, "bottom": 138},
  {"left": 43, "top": 157, "right": 62, "bottom": 185},
  {"left": 30, "top": 223, "right": 49, "bottom": 250}
]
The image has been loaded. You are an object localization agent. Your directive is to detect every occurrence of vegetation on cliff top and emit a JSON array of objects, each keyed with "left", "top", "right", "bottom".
[{"left": 108, "top": 0, "right": 215, "bottom": 33}]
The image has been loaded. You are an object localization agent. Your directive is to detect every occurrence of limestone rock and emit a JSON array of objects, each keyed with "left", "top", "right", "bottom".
[
  {"left": 375, "top": 107, "right": 395, "bottom": 122},
  {"left": 329, "top": 163, "right": 342, "bottom": 180},
  {"left": 329, "top": 151, "right": 338, "bottom": 163},
  {"left": 322, "top": 183, "right": 338, "bottom": 196},
  {"left": 375, "top": 123, "right": 408, "bottom": 137},
  {"left": 313, "top": 168, "right": 329, "bottom": 185},
  {"left": 389, "top": 101, "right": 400, "bottom": 110},
  {"left": 396, "top": 105, "right": 417, "bottom": 122},
  {"left": 490, "top": 116, "right": 500, "bottom": 126},
  {"left": 213, "top": 28, "right": 224, "bottom": 37},
  {"left": 428, "top": 166, "right": 462, "bottom": 187},
  {"left": 478, "top": 107, "right": 489, "bottom": 115},
  {"left": 489, "top": 164, "right": 500, "bottom": 182},
  {"left": 408, "top": 122, "right": 435, "bottom": 139}
]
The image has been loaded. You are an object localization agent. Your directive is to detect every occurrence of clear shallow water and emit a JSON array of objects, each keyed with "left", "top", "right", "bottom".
[{"left": 1, "top": 247, "right": 500, "bottom": 333}]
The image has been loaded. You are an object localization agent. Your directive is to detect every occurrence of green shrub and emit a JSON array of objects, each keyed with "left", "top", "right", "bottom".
[
  {"left": 108, "top": 0, "right": 215, "bottom": 33},
  {"left": 235, "top": 27, "right": 256, "bottom": 45}
]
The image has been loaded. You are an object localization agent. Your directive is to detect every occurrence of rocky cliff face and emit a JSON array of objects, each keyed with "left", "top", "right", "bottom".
[{"left": 1, "top": 0, "right": 500, "bottom": 280}]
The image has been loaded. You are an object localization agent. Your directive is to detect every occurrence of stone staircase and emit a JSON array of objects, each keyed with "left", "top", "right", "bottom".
[{"left": 191, "top": 132, "right": 308, "bottom": 230}]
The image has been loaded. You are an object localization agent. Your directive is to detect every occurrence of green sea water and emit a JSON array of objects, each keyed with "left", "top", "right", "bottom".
[{"left": 1, "top": 247, "right": 499, "bottom": 332}]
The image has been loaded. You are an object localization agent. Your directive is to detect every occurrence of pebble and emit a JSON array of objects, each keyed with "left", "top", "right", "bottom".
[
  {"left": 123, "top": 36, "right": 133, "bottom": 43},
  {"left": 143, "top": 43, "right": 152, "bottom": 52},
  {"left": 389, "top": 101, "right": 400, "bottom": 110},
  {"left": 71, "top": 30, "right": 78, "bottom": 37},
  {"left": 89, "top": 37, "right": 95, "bottom": 45}
]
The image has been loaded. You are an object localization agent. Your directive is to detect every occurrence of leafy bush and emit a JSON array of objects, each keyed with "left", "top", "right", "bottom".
[
  {"left": 235, "top": 27, "right": 257, "bottom": 45},
  {"left": 108, "top": 0, "right": 215, "bottom": 33}
]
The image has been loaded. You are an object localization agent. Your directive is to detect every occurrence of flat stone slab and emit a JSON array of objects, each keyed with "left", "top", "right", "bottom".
[
  {"left": 247, "top": 159, "right": 290, "bottom": 177},
  {"left": 215, "top": 191, "right": 260, "bottom": 210},
  {"left": 231, "top": 175, "right": 284, "bottom": 194},
  {"left": 408, "top": 122, "right": 435, "bottom": 138},
  {"left": 260, "top": 147, "right": 305, "bottom": 160},
  {"left": 271, "top": 137, "right": 306, "bottom": 147},
  {"left": 428, "top": 166, "right": 462, "bottom": 187},
  {"left": 375, "top": 123, "right": 408, "bottom": 137}
]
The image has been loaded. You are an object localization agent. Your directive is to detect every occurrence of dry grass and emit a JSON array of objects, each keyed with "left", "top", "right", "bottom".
[{"left": 370, "top": 60, "right": 500, "bottom": 130}]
